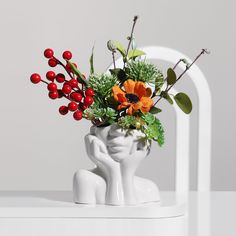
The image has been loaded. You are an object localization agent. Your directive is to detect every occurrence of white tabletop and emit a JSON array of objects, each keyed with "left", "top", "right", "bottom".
[
  {"left": 0, "top": 191, "right": 185, "bottom": 219},
  {"left": 0, "top": 191, "right": 235, "bottom": 235}
]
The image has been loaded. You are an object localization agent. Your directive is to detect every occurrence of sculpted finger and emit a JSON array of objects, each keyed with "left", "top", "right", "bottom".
[
  {"left": 107, "top": 136, "right": 131, "bottom": 148},
  {"left": 108, "top": 145, "right": 130, "bottom": 154},
  {"left": 84, "top": 134, "right": 95, "bottom": 157},
  {"left": 93, "top": 137, "right": 108, "bottom": 154},
  {"left": 109, "top": 152, "right": 127, "bottom": 162}
]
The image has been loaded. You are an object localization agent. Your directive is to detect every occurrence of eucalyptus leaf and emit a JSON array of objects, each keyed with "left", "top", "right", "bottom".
[
  {"left": 149, "top": 107, "right": 162, "bottom": 114},
  {"left": 162, "top": 91, "right": 173, "bottom": 104},
  {"left": 166, "top": 68, "right": 176, "bottom": 85},
  {"left": 114, "top": 41, "right": 126, "bottom": 57},
  {"left": 174, "top": 92, "right": 192, "bottom": 114},
  {"left": 128, "top": 49, "right": 146, "bottom": 60},
  {"left": 89, "top": 46, "right": 94, "bottom": 74}
]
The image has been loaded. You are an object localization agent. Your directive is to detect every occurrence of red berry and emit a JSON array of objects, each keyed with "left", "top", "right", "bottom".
[
  {"left": 73, "top": 110, "right": 83, "bottom": 120},
  {"left": 79, "top": 103, "right": 87, "bottom": 111},
  {"left": 47, "top": 82, "right": 57, "bottom": 92},
  {"left": 68, "top": 101, "right": 78, "bottom": 111},
  {"left": 48, "top": 58, "right": 57, "bottom": 67},
  {"left": 57, "top": 89, "right": 64, "bottom": 98},
  {"left": 70, "top": 92, "right": 82, "bottom": 102},
  {"left": 48, "top": 91, "right": 58, "bottom": 99},
  {"left": 74, "top": 93, "right": 83, "bottom": 102},
  {"left": 56, "top": 73, "right": 65, "bottom": 83},
  {"left": 65, "top": 63, "right": 77, "bottom": 73},
  {"left": 85, "top": 88, "right": 95, "bottom": 96},
  {"left": 30, "top": 73, "right": 41, "bottom": 84},
  {"left": 44, "top": 48, "right": 54, "bottom": 58},
  {"left": 65, "top": 63, "right": 72, "bottom": 72},
  {"left": 59, "top": 105, "right": 68, "bottom": 115},
  {"left": 62, "top": 84, "right": 72, "bottom": 94},
  {"left": 70, "top": 92, "right": 76, "bottom": 100},
  {"left": 69, "top": 79, "right": 78, "bottom": 88},
  {"left": 84, "top": 96, "right": 93, "bottom": 106},
  {"left": 62, "top": 51, "right": 72, "bottom": 60},
  {"left": 46, "top": 71, "right": 56, "bottom": 81}
]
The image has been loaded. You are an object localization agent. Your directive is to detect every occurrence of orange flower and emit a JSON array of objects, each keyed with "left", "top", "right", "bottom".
[{"left": 112, "top": 79, "right": 153, "bottom": 115}]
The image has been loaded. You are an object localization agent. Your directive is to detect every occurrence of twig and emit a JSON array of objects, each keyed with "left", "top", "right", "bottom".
[
  {"left": 153, "top": 49, "right": 209, "bottom": 106},
  {"left": 112, "top": 51, "right": 116, "bottom": 69},
  {"left": 173, "top": 59, "right": 182, "bottom": 70},
  {"left": 124, "top": 15, "right": 138, "bottom": 67}
]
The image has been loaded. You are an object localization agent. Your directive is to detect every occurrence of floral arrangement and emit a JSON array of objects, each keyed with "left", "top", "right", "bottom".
[{"left": 30, "top": 16, "right": 208, "bottom": 146}]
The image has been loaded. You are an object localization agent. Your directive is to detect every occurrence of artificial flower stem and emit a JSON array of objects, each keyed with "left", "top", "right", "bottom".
[
  {"left": 124, "top": 15, "right": 138, "bottom": 68},
  {"left": 112, "top": 51, "right": 116, "bottom": 69},
  {"left": 154, "top": 49, "right": 209, "bottom": 106}
]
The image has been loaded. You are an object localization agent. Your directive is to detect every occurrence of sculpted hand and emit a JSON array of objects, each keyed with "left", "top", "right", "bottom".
[
  {"left": 85, "top": 133, "right": 124, "bottom": 205},
  {"left": 84, "top": 134, "right": 120, "bottom": 174},
  {"left": 107, "top": 126, "right": 151, "bottom": 204},
  {"left": 107, "top": 126, "right": 150, "bottom": 173}
]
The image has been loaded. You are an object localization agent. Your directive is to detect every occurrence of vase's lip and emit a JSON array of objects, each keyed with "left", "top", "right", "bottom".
[
  {"left": 90, "top": 124, "right": 118, "bottom": 133},
  {"left": 91, "top": 124, "right": 149, "bottom": 142}
]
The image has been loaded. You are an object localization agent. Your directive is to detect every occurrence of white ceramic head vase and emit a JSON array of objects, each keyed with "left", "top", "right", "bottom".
[{"left": 73, "top": 124, "right": 160, "bottom": 205}]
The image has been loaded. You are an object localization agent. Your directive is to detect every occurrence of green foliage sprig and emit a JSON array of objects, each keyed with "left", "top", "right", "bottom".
[
  {"left": 126, "top": 61, "right": 164, "bottom": 84},
  {"left": 88, "top": 73, "right": 118, "bottom": 99}
]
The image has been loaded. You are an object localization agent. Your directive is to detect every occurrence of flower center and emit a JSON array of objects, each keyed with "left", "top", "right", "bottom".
[{"left": 125, "top": 93, "right": 139, "bottom": 103}]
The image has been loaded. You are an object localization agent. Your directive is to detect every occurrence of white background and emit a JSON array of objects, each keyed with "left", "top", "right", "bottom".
[{"left": 0, "top": 0, "right": 235, "bottom": 190}]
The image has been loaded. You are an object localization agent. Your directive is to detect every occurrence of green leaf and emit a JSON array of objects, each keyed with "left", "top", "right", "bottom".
[
  {"left": 161, "top": 91, "right": 173, "bottom": 104},
  {"left": 128, "top": 49, "right": 146, "bottom": 60},
  {"left": 149, "top": 107, "right": 162, "bottom": 114},
  {"left": 114, "top": 41, "right": 126, "bottom": 57},
  {"left": 68, "top": 61, "right": 88, "bottom": 85},
  {"left": 89, "top": 46, "right": 94, "bottom": 75},
  {"left": 174, "top": 92, "right": 192, "bottom": 114},
  {"left": 154, "top": 75, "right": 164, "bottom": 95},
  {"left": 109, "top": 68, "right": 127, "bottom": 82},
  {"left": 166, "top": 68, "right": 176, "bottom": 85}
]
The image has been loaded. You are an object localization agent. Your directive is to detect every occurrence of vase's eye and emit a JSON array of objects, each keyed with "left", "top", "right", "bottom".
[{"left": 125, "top": 93, "right": 139, "bottom": 103}]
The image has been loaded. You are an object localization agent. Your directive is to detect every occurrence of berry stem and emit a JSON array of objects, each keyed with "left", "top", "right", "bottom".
[
  {"left": 41, "top": 79, "right": 49, "bottom": 85},
  {"left": 54, "top": 57, "right": 83, "bottom": 93},
  {"left": 54, "top": 57, "right": 74, "bottom": 80}
]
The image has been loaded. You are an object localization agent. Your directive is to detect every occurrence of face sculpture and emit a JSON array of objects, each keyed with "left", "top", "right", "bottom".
[{"left": 90, "top": 125, "right": 150, "bottom": 163}]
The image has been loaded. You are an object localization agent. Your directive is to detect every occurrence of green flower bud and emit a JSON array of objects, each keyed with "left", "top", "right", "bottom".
[{"left": 107, "top": 40, "right": 116, "bottom": 52}]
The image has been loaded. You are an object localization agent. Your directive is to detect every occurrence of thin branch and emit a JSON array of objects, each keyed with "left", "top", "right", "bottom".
[
  {"left": 112, "top": 51, "right": 116, "bottom": 69},
  {"left": 124, "top": 15, "right": 138, "bottom": 67},
  {"left": 153, "top": 49, "right": 209, "bottom": 106},
  {"left": 173, "top": 59, "right": 182, "bottom": 70},
  {"left": 41, "top": 79, "right": 49, "bottom": 85}
]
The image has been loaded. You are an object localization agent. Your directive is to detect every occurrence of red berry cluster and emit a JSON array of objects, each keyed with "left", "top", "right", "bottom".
[{"left": 30, "top": 48, "right": 95, "bottom": 121}]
